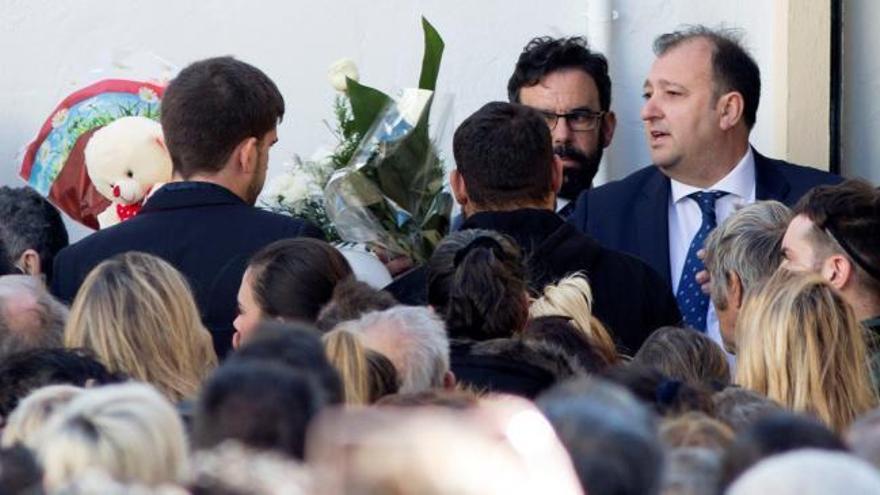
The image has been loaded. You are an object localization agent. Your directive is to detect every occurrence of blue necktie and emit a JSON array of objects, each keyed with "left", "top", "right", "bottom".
[{"left": 676, "top": 190, "right": 728, "bottom": 332}]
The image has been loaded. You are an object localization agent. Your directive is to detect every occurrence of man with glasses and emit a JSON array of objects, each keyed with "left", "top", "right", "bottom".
[
  {"left": 508, "top": 36, "right": 616, "bottom": 217},
  {"left": 568, "top": 26, "right": 840, "bottom": 340}
]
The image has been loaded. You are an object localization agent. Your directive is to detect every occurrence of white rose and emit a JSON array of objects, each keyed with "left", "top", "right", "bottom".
[
  {"left": 328, "top": 58, "right": 359, "bottom": 92},
  {"left": 266, "top": 172, "right": 311, "bottom": 209}
]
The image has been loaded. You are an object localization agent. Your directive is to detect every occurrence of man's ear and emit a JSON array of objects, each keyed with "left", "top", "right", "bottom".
[
  {"left": 450, "top": 169, "right": 469, "bottom": 206},
  {"left": 601, "top": 111, "right": 617, "bottom": 148},
  {"left": 18, "top": 249, "right": 41, "bottom": 276},
  {"left": 551, "top": 155, "right": 564, "bottom": 194},
  {"left": 823, "top": 254, "right": 853, "bottom": 290},
  {"left": 236, "top": 137, "right": 260, "bottom": 174},
  {"left": 718, "top": 92, "right": 745, "bottom": 131},
  {"left": 727, "top": 270, "right": 744, "bottom": 310}
]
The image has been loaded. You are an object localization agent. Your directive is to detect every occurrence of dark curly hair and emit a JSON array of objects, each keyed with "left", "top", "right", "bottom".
[{"left": 507, "top": 36, "right": 612, "bottom": 112}]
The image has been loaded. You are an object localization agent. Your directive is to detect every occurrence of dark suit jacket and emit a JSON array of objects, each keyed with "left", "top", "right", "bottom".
[
  {"left": 51, "top": 182, "right": 323, "bottom": 358},
  {"left": 568, "top": 149, "right": 843, "bottom": 286},
  {"left": 387, "top": 209, "right": 682, "bottom": 354}
]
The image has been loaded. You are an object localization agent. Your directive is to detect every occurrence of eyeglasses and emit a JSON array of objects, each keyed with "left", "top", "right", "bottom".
[{"left": 538, "top": 109, "right": 606, "bottom": 132}]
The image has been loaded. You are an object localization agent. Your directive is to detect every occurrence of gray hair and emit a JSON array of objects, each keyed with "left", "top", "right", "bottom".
[
  {"left": 846, "top": 407, "right": 880, "bottom": 470},
  {"left": 0, "top": 275, "right": 68, "bottom": 358},
  {"left": 727, "top": 449, "right": 880, "bottom": 495},
  {"left": 339, "top": 306, "right": 449, "bottom": 393},
  {"left": 703, "top": 201, "right": 791, "bottom": 310},
  {"left": 662, "top": 448, "right": 722, "bottom": 495}
]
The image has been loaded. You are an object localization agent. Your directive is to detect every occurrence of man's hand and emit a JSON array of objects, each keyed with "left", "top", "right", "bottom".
[
  {"left": 373, "top": 247, "right": 415, "bottom": 277},
  {"left": 696, "top": 249, "right": 711, "bottom": 294}
]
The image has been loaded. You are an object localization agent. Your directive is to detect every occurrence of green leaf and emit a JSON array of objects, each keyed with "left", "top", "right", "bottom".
[
  {"left": 346, "top": 78, "right": 392, "bottom": 136},
  {"left": 418, "top": 17, "right": 445, "bottom": 91}
]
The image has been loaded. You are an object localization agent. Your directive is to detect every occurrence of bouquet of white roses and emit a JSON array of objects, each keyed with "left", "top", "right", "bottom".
[{"left": 323, "top": 17, "right": 452, "bottom": 263}]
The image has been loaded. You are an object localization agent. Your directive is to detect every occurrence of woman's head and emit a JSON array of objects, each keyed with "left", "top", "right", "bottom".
[
  {"left": 427, "top": 229, "right": 529, "bottom": 340},
  {"left": 530, "top": 273, "right": 619, "bottom": 364},
  {"left": 322, "top": 329, "right": 400, "bottom": 405},
  {"left": 64, "top": 252, "right": 217, "bottom": 402},
  {"left": 234, "top": 238, "right": 352, "bottom": 343},
  {"left": 35, "top": 383, "right": 188, "bottom": 491},
  {"left": 735, "top": 269, "right": 878, "bottom": 432},
  {"left": 633, "top": 326, "right": 730, "bottom": 389}
]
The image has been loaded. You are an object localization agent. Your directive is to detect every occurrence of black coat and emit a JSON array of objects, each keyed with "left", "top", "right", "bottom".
[
  {"left": 387, "top": 208, "right": 681, "bottom": 354},
  {"left": 51, "top": 182, "right": 323, "bottom": 358}
]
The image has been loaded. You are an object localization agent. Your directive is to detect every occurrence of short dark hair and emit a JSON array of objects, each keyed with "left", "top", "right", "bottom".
[
  {"left": 248, "top": 238, "right": 353, "bottom": 322},
  {"left": 193, "top": 361, "right": 324, "bottom": 459},
  {"left": 229, "top": 321, "right": 343, "bottom": 405},
  {"left": 793, "top": 179, "right": 880, "bottom": 296},
  {"left": 719, "top": 412, "right": 847, "bottom": 489},
  {"left": 366, "top": 350, "right": 399, "bottom": 403},
  {"left": 633, "top": 326, "right": 730, "bottom": 389},
  {"left": 453, "top": 102, "right": 554, "bottom": 208},
  {"left": 508, "top": 36, "right": 612, "bottom": 112},
  {"left": 315, "top": 279, "right": 398, "bottom": 332},
  {"left": 602, "top": 363, "right": 716, "bottom": 417},
  {"left": 427, "top": 229, "right": 529, "bottom": 340},
  {"left": 0, "top": 236, "right": 15, "bottom": 276},
  {"left": 654, "top": 25, "right": 761, "bottom": 129},
  {"left": 0, "top": 347, "right": 124, "bottom": 418},
  {"left": 0, "top": 186, "right": 68, "bottom": 282},
  {"left": 160, "top": 56, "right": 285, "bottom": 177},
  {"left": 0, "top": 446, "right": 42, "bottom": 494}
]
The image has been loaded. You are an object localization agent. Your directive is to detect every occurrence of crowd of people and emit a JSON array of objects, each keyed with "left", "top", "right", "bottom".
[{"left": 0, "top": 23, "right": 879, "bottom": 495}]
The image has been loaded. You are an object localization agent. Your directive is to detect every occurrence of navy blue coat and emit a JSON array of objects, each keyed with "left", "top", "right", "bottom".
[
  {"left": 567, "top": 150, "right": 842, "bottom": 286},
  {"left": 51, "top": 182, "right": 323, "bottom": 358}
]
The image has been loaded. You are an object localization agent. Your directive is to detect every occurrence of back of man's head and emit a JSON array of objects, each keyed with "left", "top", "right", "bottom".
[
  {"left": 793, "top": 179, "right": 880, "bottom": 298},
  {"left": 338, "top": 306, "right": 449, "bottom": 393},
  {"left": 0, "top": 275, "right": 67, "bottom": 360},
  {"left": 0, "top": 186, "right": 68, "bottom": 282},
  {"left": 160, "top": 56, "right": 284, "bottom": 178},
  {"left": 193, "top": 360, "right": 325, "bottom": 460},
  {"left": 507, "top": 36, "right": 612, "bottom": 112},
  {"left": 228, "top": 321, "right": 343, "bottom": 404},
  {"left": 537, "top": 377, "right": 663, "bottom": 495},
  {"left": 453, "top": 102, "right": 555, "bottom": 210}
]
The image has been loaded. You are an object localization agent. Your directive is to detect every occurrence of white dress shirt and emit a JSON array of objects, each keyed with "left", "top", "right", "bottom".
[{"left": 668, "top": 148, "right": 756, "bottom": 363}]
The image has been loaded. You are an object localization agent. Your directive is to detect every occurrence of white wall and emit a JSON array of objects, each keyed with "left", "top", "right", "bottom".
[
  {"left": 842, "top": 0, "right": 880, "bottom": 183},
  {"left": 0, "top": 0, "right": 781, "bottom": 239}
]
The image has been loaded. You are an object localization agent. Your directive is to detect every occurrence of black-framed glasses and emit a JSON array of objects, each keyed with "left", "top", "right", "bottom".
[{"left": 538, "top": 109, "right": 605, "bottom": 132}]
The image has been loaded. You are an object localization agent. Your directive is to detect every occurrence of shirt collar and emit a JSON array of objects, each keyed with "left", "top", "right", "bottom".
[{"left": 670, "top": 147, "right": 756, "bottom": 204}]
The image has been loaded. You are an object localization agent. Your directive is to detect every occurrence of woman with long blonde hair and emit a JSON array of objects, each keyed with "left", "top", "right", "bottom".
[
  {"left": 735, "top": 269, "right": 877, "bottom": 432},
  {"left": 64, "top": 252, "right": 217, "bottom": 402},
  {"left": 529, "top": 273, "right": 620, "bottom": 364}
]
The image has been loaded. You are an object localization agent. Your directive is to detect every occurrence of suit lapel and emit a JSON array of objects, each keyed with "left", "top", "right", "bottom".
[
  {"left": 635, "top": 170, "right": 672, "bottom": 285},
  {"left": 753, "top": 148, "right": 791, "bottom": 202}
]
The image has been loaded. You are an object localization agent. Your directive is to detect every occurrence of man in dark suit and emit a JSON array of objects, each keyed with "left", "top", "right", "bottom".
[
  {"left": 569, "top": 26, "right": 840, "bottom": 343},
  {"left": 51, "top": 57, "right": 322, "bottom": 358},
  {"left": 448, "top": 102, "right": 680, "bottom": 354}
]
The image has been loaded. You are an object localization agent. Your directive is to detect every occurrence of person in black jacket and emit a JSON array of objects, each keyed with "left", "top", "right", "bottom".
[
  {"left": 51, "top": 57, "right": 322, "bottom": 358},
  {"left": 449, "top": 102, "right": 680, "bottom": 354}
]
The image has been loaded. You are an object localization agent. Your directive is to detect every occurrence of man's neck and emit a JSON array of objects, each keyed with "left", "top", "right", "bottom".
[
  {"left": 172, "top": 171, "right": 248, "bottom": 202},
  {"left": 463, "top": 197, "right": 555, "bottom": 217},
  {"left": 669, "top": 137, "right": 750, "bottom": 189},
  {"left": 842, "top": 286, "right": 880, "bottom": 322}
]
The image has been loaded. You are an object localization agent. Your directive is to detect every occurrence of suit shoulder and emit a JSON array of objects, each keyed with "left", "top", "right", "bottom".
[
  {"left": 589, "top": 165, "right": 660, "bottom": 201},
  {"left": 246, "top": 208, "right": 325, "bottom": 239}
]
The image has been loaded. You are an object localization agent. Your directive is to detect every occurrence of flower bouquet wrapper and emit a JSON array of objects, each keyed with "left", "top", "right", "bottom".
[
  {"left": 324, "top": 17, "right": 453, "bottom": 264},
  {"left": 324, "top": 88, "right": 453, "bottom": 264}
]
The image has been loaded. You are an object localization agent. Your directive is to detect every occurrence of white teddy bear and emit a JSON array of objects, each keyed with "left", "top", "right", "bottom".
[{"left": 84, "top": 116, "right": 173, "bottom": 229}]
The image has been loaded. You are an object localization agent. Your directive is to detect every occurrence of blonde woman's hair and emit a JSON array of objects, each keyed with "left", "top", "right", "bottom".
[
  {"left": 323, "top": 329, "right": 371, "bottom": 405},
  {"left": 64, "top": 252, "right": 217, "bottom": 402},
  {"left": 1, "top": 384, "right": 83, "bottom": 449},
  {"left": 529, "top": 273, "right": 620, "bottom": 363},
  {"left": 735, "top": 269, "right": 878, "bottom": 432},
  {"left": 35, "top": 383, "right": 188, "bottom": 491}
]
